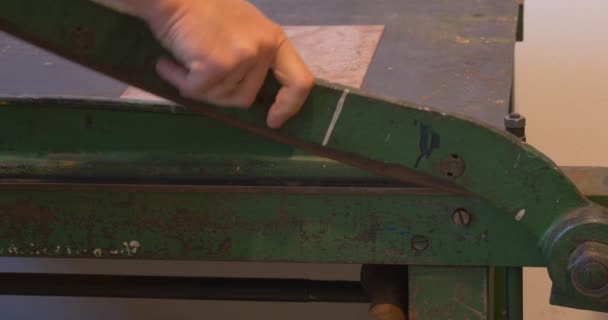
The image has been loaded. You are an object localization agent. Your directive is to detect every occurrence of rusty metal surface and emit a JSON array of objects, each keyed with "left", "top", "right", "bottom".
[{"left": 0, "top": 188, "right": 544, "bottom": 266}]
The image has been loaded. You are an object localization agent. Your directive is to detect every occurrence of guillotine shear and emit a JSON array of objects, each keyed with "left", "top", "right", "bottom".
[{"left": 0, "top": 1, "right": 607, "bottom": 319}]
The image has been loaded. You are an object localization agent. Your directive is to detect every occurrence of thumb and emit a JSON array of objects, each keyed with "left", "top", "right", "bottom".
[{"left": 266, "top": 40, "right": 314, "bottom": 129}]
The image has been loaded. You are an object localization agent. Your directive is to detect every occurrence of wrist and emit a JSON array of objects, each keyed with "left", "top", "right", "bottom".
[
  {"left": 130, "top": 0, "right": 186, "bottom": 22},
  {"left": 92, "top": 0, "right": 184, "bottom": 21}
]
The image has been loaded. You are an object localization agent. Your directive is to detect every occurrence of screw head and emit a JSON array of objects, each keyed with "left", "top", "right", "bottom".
[
  {"left": 440, "top": 154, "right": 465, "bottom": 178},
  {"left": 411, "top": 235, "right": 429, "bottom": 252},
  {"left": 452, "top": 209, "right": 472, "bottom": 226}
]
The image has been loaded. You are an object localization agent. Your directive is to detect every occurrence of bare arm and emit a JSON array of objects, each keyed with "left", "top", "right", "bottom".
[{"left": 93, "top": 0, "right": 314, "bottom": 128}]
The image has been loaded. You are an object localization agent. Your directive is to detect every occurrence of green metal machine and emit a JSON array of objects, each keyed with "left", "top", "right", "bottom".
[{"left": 0, "top": 0, "right": 607, "bottom": 319}]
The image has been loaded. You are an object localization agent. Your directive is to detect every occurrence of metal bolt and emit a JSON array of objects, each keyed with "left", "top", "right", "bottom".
[
  {"left": 576, "top": 261, "right": 608, "bottom": 290},
  {"left": 568, "top": 242, "right": 608, "bottom": 298},
  {"left": 504, "top": 113, "right": 526, "bottom": 129},
  {"left": 411, "top": 235, "right": 429, "bottom": 252},
  {"left": 504, "top": 112, "right": 526, "bottom": 141},
  {"left": 452, "top": 209, "right": 472, "bottom": 226},
  {"left": 440, "top": 154, "right": 465, "bottom": 178}
]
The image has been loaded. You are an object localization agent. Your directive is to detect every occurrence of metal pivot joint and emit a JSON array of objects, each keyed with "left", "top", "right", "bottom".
[
  {"left": 568, "top": 242, "right": 608, "bottom": 297},
  {"left": 544, "top": 205, "right": 608, "bottom": 311}
]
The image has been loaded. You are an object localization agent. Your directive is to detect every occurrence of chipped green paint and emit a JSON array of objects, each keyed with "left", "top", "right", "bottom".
[{"left": 0, "top": 189, "right": 543, "bottom": 265}]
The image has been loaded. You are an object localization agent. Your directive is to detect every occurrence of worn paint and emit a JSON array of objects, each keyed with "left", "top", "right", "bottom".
[
  {"left": 385, "top": 133, "right": 392, "bottom": 142},
  {"left": 0, "top": 240, "right": 141, "bottom": 258},
  {"left": 0, "top": 189, "right": 544, "bottom": 266}
]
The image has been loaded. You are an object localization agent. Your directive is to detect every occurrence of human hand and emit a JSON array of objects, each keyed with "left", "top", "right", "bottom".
[{"left": 109, "top": 0, "right": 314, "bottom": 128}]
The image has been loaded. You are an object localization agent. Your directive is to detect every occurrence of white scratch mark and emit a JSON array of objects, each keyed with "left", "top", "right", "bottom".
[
  {"left": 130, "top": 240, "right": 141, "bottom": 254},
  {"left": 513, "top": 153, "right": 521, "bottom": 168},
  {"left": 93, "top": 248, "right": 102, "bottom": 257},
  {"left": 122, "top": 242, "right": 131, "bottom": 256},
  {"left": 322, "top": 89, "right": 349, "bottom": 146},
  {"left": 453, "top": 297, "right": 486, "bottom": 320},
  {"left": 515, "top": 209, "right": 526, "bottom": 221},
  {"left": 385, "top": 133, "right": 392, "bottom": 142}
]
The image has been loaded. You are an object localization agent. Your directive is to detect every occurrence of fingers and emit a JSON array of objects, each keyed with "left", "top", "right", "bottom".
[
  {"left": 184, "top": 48, "right": 257, "bottom": 101},
  {"left": 211, "top": 57, "right": 272, "bottom": 107},
  {"left": 156, "top": 57, "right": 190, "bottom": 90},
  {"left": 156, "top": 57, "right": 229, "bottom": 98},
  {"left": 156, "top": 48, "right": 261, "bottom": 106},
  {"left": 157, "top": 55, "right": 271, "bottom": 108},
  {"left": 155, "top": 34, "right": 313, "bottom": 129},
  {"left": 202, "top": 57, "right": 260, "bottom": 105},
  {"left": 266, "top": 39, "right": 314, "bottom": 128}
]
